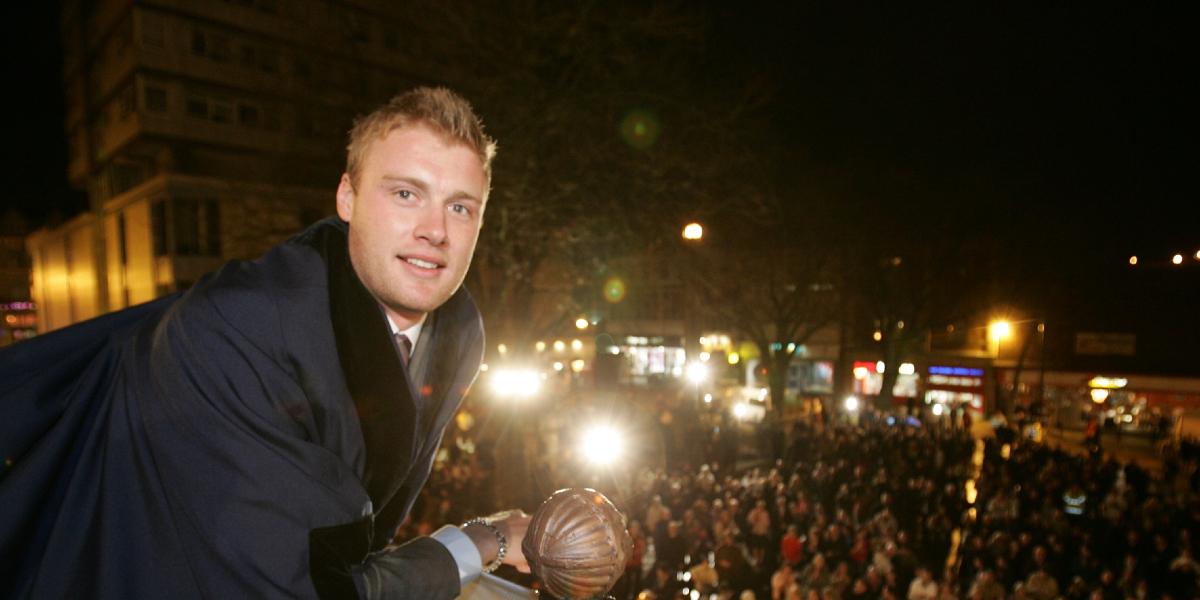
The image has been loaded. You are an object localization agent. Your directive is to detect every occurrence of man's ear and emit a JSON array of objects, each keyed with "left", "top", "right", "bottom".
[{"left": 335, "top": 174, "right": 355, "bottom": 222}]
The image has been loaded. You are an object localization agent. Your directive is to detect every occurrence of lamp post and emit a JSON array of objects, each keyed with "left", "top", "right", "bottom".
[{"left": 680, "top": 220, "right": 705, "bottom": 401}]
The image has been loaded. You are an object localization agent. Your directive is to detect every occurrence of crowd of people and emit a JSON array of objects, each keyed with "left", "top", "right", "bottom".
[
  {"left": 613, "top": 420, "right": 975, "bottom": 600},
  {"left": 400, "top": 399, "right": 1200, "bottom": 599},
  {"left": 958, "top": 432, "right": 1200, "bottom": 599}
]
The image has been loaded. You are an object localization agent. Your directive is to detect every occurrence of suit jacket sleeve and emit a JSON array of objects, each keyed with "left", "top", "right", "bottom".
[{"left": 353, "top": 536, "right": 463, "bottom": 600}]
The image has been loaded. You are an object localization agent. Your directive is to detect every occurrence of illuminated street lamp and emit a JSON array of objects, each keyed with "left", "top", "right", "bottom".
[
  {"left": 490, "top": 367, "right": 542, "bottom": 399},
  {"left": 1128, "top": 256, "right": 1138, "bottom": 266},
  {"left": 1173, "top": 254, "right": 1184, "bottom": 265},
  {"left": 732, "top": 403, "right": 749, "bottom": 421},
  {"left": 685, "top": 361, "right": 709, "bottom": 384},
  {"left": 580, "top": 424, "right": 623, "bottom": 466},
  {"left": 989, "top": 320, "right": 1012, "bottom": 358},
  {"left": 988, "top": 320, "right": 1012, "bottom": 341},
  {"left": 575, "top": 317, "right": 589, "bottom": 330},
  {"left": 844, "top": 396, "right": 860, "bottom": 412},
  {"left": 681, "top": 222, "right": 703, "bottom": 241}
]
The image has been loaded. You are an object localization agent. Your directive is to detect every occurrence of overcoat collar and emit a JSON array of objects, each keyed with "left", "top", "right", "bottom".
[{"left": 308, "top": 218, "right": 483, "bottom": 515}]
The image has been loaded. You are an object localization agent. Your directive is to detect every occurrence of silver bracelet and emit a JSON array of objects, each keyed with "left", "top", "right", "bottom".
[{"left": 463, "top": 518, "right": 506, "bottom": 573}]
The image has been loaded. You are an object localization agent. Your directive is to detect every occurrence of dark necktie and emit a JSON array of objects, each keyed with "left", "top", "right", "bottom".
[{"left": 395, "top": 333, "right": 412, "bottom": 369}]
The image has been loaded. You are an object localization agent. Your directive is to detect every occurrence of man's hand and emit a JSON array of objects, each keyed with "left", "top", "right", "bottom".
[{"left": 463, "top": 509, "right": 532, "bottom": 573}]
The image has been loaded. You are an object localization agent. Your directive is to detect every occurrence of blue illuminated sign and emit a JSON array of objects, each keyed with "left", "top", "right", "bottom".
[{"left": 929, "top": 366, "right": 984, "bottom": 377}]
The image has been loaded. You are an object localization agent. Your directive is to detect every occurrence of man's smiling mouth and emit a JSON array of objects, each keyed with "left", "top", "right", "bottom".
[{"left": 404, "top": 257, "right": 439, "bottom": 269}]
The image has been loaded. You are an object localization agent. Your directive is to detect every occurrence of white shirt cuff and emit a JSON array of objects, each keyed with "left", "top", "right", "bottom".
[{"left": 431, "top": 524, "right": 483, "bottom": 586}]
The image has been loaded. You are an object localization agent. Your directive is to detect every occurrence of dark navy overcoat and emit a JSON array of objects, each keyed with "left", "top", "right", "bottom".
[{"left": 0, "top": 218, "right": 484, "bottom": 599}]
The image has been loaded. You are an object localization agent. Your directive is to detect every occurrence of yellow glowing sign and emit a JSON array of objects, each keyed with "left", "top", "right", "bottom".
[{"left": 1088, "top": 376, "right": 1127, "bottom": 389}]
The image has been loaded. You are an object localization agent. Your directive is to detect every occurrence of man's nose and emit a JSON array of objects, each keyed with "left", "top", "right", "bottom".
[{"left": 413, "top": 204, "right": 447, "bottom": 245}]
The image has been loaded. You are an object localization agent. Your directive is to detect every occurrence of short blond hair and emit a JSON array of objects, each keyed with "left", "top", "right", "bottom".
[{"left": 345, "top": 87, "right": 496, "bottom": 191}]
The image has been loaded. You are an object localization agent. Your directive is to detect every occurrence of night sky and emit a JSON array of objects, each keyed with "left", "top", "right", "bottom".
[{"left": 3, "top": 3, "right": 1195, "bottom": 269}]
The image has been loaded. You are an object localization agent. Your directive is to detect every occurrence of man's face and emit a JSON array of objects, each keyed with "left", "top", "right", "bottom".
[{"left": 337, "top": 123, "right": 487, "bottom": 329}]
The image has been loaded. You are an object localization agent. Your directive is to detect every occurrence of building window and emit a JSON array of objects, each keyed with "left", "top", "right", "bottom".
[
  {"left": 174, "top": 198, "right": 221, "bottom": 257},
  {"left": 239, "top": 44, "right": 257, "bottom": 68},
  {"left": 118, "top": 85, "right": 136, "bottom": 118},
  {"left": 191, "top": 30, "right": 207, "bottom": 56},
  {"left": 210, "top": 101, "right": 233, "bottom": 124},
  {"left": 208, "top": 35, "right": 231, "bottom": 62},
  {"left": 186, "top": 97, "right": 208, "bottom": 119},
  {"left": 151, "top": 200, "right": 168, "bottom": 256},
  {"left": 144, "top": 85, "right": 168, "bottom": 112},
  {"left": 258, "top": 48, "right": 279, "bottom": 72},
  {"left": 117, "top": 212, "right": 128, "bottom": 265},
  {"left": 238, "top": 103, "right": 259, "bottom": 126}
]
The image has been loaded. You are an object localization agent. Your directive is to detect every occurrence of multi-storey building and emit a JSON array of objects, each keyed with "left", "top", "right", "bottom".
[
  {"left": 1, "top": 212, "right": 37, "bottom": 346},
  {"left": 28, "top": 0, "right": 448, "bottom": 331}
]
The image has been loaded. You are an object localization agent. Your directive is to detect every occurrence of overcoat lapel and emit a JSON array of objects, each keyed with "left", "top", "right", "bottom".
[{"left": 317, "top": 223, "right": 419, "bottom": 515}]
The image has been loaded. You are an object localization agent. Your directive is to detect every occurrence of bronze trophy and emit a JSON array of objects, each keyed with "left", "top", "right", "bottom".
[{"left": 522, "top": 488, "right": 633, "bottom": 600}]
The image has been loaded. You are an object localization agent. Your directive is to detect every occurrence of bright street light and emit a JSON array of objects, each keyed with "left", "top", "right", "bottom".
[
  {"left": 988, "top": 320, "right": 1011, "bottom": 341},
  {"left": 580, "top": 424, "right": 623, "bottom": 466},
  {"left": 682, "top": 222, "right": 704, "bottom": 241},
  {"left": 490, "top": 367, "right": 542, "bottom": 399},
  {"left": 575, "top": 318, "right": 589, "bottom": 330},
  {"left": 844, "top": 396, "right": 860, "bottom": 412},
  {"left": 685, "top": 361, "right": 709, "bottom": 384},
  {"left": 1172, "top": 254, "right": 1184, "bottom": 265}
]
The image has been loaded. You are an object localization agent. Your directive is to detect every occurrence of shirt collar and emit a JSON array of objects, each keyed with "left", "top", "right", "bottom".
[{"left": 386, "top": 314, "right": 426, "bottom": 351}]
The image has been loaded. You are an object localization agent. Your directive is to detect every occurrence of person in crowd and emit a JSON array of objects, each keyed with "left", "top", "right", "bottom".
[{"left": 907, "top": 566, "right": 938, "bottom": 600}]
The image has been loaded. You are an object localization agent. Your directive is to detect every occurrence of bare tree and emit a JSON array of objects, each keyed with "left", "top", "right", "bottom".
[{"left": 402, "top": 2, "right": 761, "bottom": 358}]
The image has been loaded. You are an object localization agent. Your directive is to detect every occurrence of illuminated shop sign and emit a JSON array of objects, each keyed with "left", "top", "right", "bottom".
[
  {"left": 928, "top": 375, "right": 982, "bottom": 388},
  {"left": 929, "top": 366, "right": 984, "bottom": 377},
  {"left": 1087, "top": 376, "right": 1128, "bottom": 389}
]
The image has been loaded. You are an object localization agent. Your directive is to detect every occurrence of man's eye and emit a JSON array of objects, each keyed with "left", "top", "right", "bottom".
[
  {"left": 450, "top": 203, "right": 471, "bottom": 216},
  {"left": 395, "top": 190, "right": 413, "bottom": 199}
]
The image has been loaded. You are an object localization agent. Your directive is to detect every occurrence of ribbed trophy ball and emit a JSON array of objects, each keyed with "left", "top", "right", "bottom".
[{"left": 522, "top": 488, "right": 632, "bottom": 600}]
